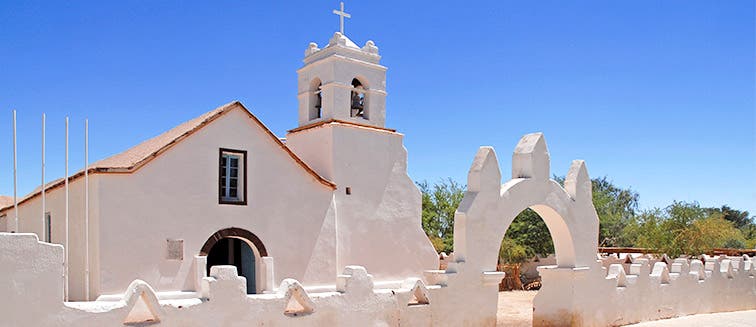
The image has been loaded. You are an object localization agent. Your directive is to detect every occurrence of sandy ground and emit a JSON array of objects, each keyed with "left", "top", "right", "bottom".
[
  {"left": 625, "top": 310, "right": 756, "bottom": 327},
  {"left": 496, "top": 291, "right": 756, "bottom": 327},
  {"left": 496, "top": 291, "right": 537, "bottom": 327}
]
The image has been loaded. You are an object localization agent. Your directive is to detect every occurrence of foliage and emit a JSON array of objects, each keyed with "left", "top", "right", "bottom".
[
  {"left": 504, "top": 209, "right": 553, "bottom": 257},
  {"left": 498, "top": 238, "right": 530, "bottom": 264},
  {"left": 708, "top": 205, "right": 752, "bottom": 229},
  {"left": 417, "top": 178, "right": 465, "bottom": 253},
  {"left": 418, "top": 176, "right": 755, "bottom": 265},
  {"left": 590, "top": 177, "right": 639, "bottom": 247},
  {"left": 497, "top": 238, "right": 530, "bottom": 290},
  {"left": 624, "top": 201, "right": 747, "bottom": 257},
  {"left": 554, "top": 176, "right": 639, "bottom": 247}
]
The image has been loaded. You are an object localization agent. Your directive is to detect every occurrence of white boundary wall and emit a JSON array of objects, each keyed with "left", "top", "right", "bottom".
[{"left": 0, "top": 133, "right": 753, "bottom": 326}]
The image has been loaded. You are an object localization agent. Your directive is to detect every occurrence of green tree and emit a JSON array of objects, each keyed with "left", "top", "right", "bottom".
[
  {"left": 623, "top": 209, "right": 667, "bottom": 251},
  {"left": 505, "top": 209, "right": 553, "bottom": 256},
  {"left": 417, "top": 178, "right": 465, "bottom": 253},
  {"left": 591, "top": 177, "right": 639, "bottom": 247},
  {"left": 625, "top": 201, "right": 747, "bottom": 257},
  {"left": 554, "top": 176, "right": 639, "bottom": 247},
  {"left": 708, "top": 205, "right": 752, "bottom": 229},
  {"left": 498, "top": 238, "right": 530, "bottom": 290}
]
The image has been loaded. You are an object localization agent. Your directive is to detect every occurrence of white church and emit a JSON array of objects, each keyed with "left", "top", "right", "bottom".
[
  {"left": 0, "top": 29, "right": 438, "bottom": 301},
  {"left": 1, "top": 4, "right": 753, "bottom": 326}
]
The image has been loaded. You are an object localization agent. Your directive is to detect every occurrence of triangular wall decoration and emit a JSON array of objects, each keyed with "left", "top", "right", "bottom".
[
  {"left": 122, "top": 280, "right": 162, "bottom": 325},
  {"left": 403, "top": 278, "right": 430, "bottom": 306},
  {"left": 279, "top": 278, "right": 315, "bottom": 317}
]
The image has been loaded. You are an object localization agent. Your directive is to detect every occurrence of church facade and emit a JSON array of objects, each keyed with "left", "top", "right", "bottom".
[{"left": 0, "top": 32, "right": 438, "bottom": 301}]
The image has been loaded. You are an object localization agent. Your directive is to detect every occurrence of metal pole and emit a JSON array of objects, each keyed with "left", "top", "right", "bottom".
[
  {"left": 41, "top": 113, "right": 46, "bottom": 241},
  {"left": 84, "top": 119, "right": 90, "bottom": 301},
  {"left": 12, "top": 110, "right": 18, "bottom": 232},
  {"left": 64, "top": 117, "right": 69, "bottom": 301}
]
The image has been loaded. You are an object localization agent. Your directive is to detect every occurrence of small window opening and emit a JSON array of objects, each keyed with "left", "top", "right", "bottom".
[
  {"left": 345, "top": 187, "right": 352, "bottom": 195},
  {"left": 309, "top": 79, "right": 323, "bottom": 121},
  {"left": 350, "top": 78, "right": 366, "bottom": 118},
  {"left": 314, "top": 84, "right": 322, "bottom": 119}
]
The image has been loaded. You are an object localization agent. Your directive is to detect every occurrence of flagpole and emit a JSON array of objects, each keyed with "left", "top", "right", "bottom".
[
  {"left": 84, "top": 118, "right": 90, "bottom": 301},
  {"left": 64, "top": 117, "right": 70, "bottom": 301},
  {"left": 41, "top": 113, "right": 46, "bottom": 241},
  {"left": 12, "top": 110, "right": 18, "bottom": 232}
]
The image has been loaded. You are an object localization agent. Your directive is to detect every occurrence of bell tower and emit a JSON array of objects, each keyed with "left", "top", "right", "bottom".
[
  {"left": 296, "top": 32, "right": 387, "bottom": 128},
  {"left": 286, "top": 4, "right": 439, "bottom": 283}
]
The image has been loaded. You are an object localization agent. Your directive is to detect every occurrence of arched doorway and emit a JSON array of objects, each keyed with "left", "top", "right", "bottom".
[{"left": 200, "top": 228, "right": 268, "bottom": 294}]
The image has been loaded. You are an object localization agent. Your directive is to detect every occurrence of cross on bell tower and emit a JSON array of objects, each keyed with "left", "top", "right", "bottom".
[
  {"left": 294, "top": 6, "right": 387, "bottom": 129},
  {"left": 332, "top": 2, "right": 351, "bottom": 34}
]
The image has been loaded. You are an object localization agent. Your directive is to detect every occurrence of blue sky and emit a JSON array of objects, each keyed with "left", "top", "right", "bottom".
[{"left": 1, "top": 1, "right": 754, "bottom": 215}]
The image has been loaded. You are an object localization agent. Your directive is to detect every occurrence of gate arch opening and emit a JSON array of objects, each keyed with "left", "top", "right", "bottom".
[
  {"left": 200, "top": 228, "right": 268, "bottom": 294},
  {"left": 450, "top": 133, "right": 600, "bottom": 326},
  {"left": 497, "top": 208, "right": 555, "bottom": 291},
  {"left": 496, "top": 207, "right": 558, "bottom": 325}
]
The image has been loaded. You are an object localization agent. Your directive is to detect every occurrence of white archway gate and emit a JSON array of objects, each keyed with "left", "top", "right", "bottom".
[
  {"left": 425, "top": 132, "right": 755, "bottom": 326},
  {"left": 427, "top": 132, "right": 601, "bottom": 326}
]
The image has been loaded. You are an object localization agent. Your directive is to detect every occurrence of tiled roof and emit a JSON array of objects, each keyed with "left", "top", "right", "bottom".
[
  {"left": 0, "top": 196, "right": 12, "bottom": 209},
  {"left": 0, "top": 101, "right": 335, "bottom": 213},
  {"left": 90, "top": 102, "right": 234, "bottom": 172}
]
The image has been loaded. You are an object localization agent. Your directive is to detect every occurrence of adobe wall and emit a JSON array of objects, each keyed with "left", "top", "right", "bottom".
[
  {"left": 0, "top": 175, "right": 100, "bottom": 301},
  {"left": 1, "top": 231, "right": 752, "bottom": 327},
  {"left": 287, "top": 123, "right": 440, "bottom": 285},
  {"left": 0, "top": 233, "right": 437, "bottom": 326},
  {"left": 95, "top": 107, "right": 337, "bottom": 295},
  {"left": 0, "top": 132, "right": 753, "bottom": 326}
]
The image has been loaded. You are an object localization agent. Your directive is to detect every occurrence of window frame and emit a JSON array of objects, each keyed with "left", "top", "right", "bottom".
[{"left": 218, "top": 148, "right": 248, "bottom": 205}]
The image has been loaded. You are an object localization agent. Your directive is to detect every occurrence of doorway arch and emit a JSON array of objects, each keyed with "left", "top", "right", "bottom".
[{"left": 200, "top": 228, "right": 268, "bottom": 294}]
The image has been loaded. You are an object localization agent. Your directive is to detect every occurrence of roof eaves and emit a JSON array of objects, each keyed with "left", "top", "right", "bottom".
[
  {"left": 287, "top": 119, "right": 398, "bottom": 134},
  {"left": 0, "top": 101, "right": 336, "bottom": 213}
]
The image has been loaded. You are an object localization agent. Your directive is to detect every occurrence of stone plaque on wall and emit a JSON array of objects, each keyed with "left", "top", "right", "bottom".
[{"left": 166, "top": 238, "right": 184, "bottom": 260}]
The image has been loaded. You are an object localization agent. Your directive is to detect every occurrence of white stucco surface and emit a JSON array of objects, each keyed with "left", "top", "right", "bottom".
[
  {"left": 94, "top": 106, "right": 336, "bottom": 295},
  {"left": 287, "top": 123, "right": 439, "bottom": 284},
  {"left": 0, "top": 133, "right": 753, "bottom": 326}
]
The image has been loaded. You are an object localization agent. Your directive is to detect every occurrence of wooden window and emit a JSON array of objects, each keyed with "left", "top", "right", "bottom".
[
  {"left": 44, "top": 212, "right": 51, "bottom": 243},
  {"left": 219, "top": 148, "right": 247, "bottom": 205}
]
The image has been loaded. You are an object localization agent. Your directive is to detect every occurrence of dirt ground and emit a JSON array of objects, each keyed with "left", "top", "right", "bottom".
[
  {"left": 496, "top": 291, "right": 756, "bottom": 327},
  {"left": 496, "top": 291, "right": 537, "bottom": 327}
]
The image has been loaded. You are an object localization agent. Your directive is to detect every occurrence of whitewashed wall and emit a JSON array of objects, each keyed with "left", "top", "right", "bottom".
[
  {"left": 0, "top": 232, "right": 753, "bottom": 327},
  {"left": 0, "top": 132, "right": 753, "bottom": 327},
  {"left": 94, "top": 107, "right": 337, "bottom": 296},
  {"left": 0, "top": 174, "right": 100, "bottom": 301},
  {"left": 0, "top": 105, "right": 339, "bottom": 300},
  {"left": 287, "top": 123, "right": 440, "bottom": 285}
]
